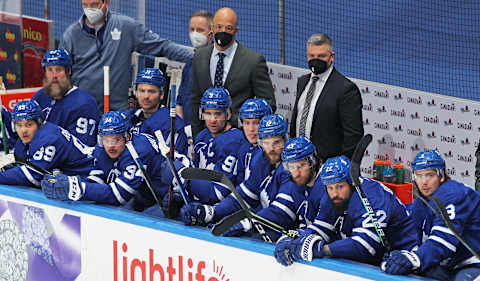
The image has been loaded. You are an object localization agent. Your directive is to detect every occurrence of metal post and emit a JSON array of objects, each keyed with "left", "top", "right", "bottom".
[
  {"left": 138, "top": 0, "right": 145, "bottom": 26},
  {"left": 44, "top": 0, "right": 49, "bottom": 19},
  {"left": 279, "top": 0, "right": 285, "bottom": 64}
]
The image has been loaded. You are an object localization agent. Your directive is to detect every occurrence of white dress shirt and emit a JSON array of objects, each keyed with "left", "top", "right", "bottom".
[
  {"left": 295, "top": 65, "right": 333, "bottom": 137},
  {"left": 209, "top": 41, "right": 238, "bottom": 86}
]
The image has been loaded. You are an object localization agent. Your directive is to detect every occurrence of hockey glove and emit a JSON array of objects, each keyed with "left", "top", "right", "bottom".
[
  {"left": 180, "top": 202, "right": 214, "bottom": 226},
  {"left": 382, "top": 250, "right": 420, "bottom": 275},
  {"left": 274, "top": 234, "right": 295, "bottom": 266},
  {"left": 223, "top": 218, "right": 252, "bottom": 237},
  {"left": 162, "top": 190, "right": 184, "bottom": 219},
  {"left": 41, "top": 174, "right": 85, "bottom": 201},
  {"left": 289, "top": 233, "right": 324, "bottom": 262}
]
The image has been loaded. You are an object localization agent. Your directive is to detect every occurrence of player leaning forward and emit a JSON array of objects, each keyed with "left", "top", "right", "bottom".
[
  {"left": 0, "top": 100, "right": 94, "bottom": 187},
  {"left": 275, "top": 155, "right": 417, "bottom": 266},
  {"left": 41, "top": 111, "right": 181, "bottom": 210},
  {"left": 382, "top": 150, "right": 480, "bottom": 281}
]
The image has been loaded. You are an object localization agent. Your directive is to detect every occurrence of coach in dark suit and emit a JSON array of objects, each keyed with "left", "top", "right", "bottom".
[
  {"left": 190, "top": 7, "right": 276, "bottom": 138},
  {"left": 290, "top": 33, "right": 364, "bottom": 162}
]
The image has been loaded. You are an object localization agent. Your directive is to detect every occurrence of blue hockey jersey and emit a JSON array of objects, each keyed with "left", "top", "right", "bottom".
[
  {"left": 0, "top": 122, "right": 94, "bottom": 187},
  {"left": 127, "top": 107, "right": 188, "bottom": 155},
  {"left": 189, "top": 127, "right": 247, "bottom": 204},
  {"left": 306, "top": 177, "right": 417, "bottom": 265},
  {"left": 234, "top": 142, "right": 262, "bottom": 186},
  {"left": 411, "top": 180, "right": 480, "bottom": 271},
  {"left": 33, "top": 86, "right": 101, "bottom": 146},
  {"left": 82, "top": 133, "right": 172, "bottom": 205},
  {"left": 214, "top": 151, "right": 309, "bottom": 237},
  {"left": 297, "top": 175, "right": 327, "bottom": 229}
]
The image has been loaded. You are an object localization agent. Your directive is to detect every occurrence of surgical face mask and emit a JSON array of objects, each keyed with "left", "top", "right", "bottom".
[
  {"left": 84, "top": 5, "right": 104, "bottom": 24},
  {"left": 308, "top": 58, "right": 328, "bottom": 75},
  {"left": 189, "top": 32, "right": 209, "bottom": 48},
  {"left": 214, "top": 32, "right": 233, "bottom": 47}
]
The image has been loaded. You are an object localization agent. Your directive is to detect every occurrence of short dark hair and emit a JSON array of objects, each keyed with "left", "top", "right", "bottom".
[{"left": 191, "top": 10, "right": 213, "bottom": 26}]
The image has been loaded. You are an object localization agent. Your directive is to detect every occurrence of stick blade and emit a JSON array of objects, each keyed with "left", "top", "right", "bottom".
[
  {"left": 349, "top": 134, "right": 373, "bottom": 186},
  {"left": 211, "top": 209, "right": 249, "bottom": 236},
  {"left": 181, "top": 168, "right": 225, "bottom": 184}
]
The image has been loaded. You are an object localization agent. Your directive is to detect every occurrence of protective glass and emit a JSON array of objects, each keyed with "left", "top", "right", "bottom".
[
  {"left": 259, "top": 138, "right": 284, "bottom": 149},
  {"left": 201, "top": 110, "right": 227, "bottom": 120},
  {"left": 413, "top": 171, "right": 438, "bottom": 182},
  {"left": 101, "top": 135, "right": 124, "bottom": 146}
]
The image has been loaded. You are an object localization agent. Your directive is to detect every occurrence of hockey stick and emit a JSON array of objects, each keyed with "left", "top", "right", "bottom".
[
  {"left": 412, "top": 187, "right": 480, "bottom": 259},
  {"left": 14, "top": 155, "right": 52, "bottom": 176},
  {"left": 125, "top": 142, "right": 162, "bottom": 208},
  {"left": 180, "top": 168, "right": 298, "bottom": 240},
  {"left": 154, "top": 130, "right": 190, "bottom": 206},
  {"left": 165, "top": 69, "right": 182, "bottom": 216},
  {"left": 0, "top": 99, "right": 8, "bottom": 153},
  {"left": 211, "top": 209, "right": 249, "bottom": 236},
  {"left": 350, "top": 134, "right": 391, "bottom": 251},
  {"left": 103, "top": 66, "right": 110, "bottom": 113}
]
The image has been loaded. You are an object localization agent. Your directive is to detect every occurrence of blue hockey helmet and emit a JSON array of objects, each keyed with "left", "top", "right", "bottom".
[
  {"left": 257, "top": 114, "right": 288, "bottom": 140},
  {"left": 12, "top": 100, "right": 44, "bottom": 125},
  {"left": 319, "top": 155, "right": 352, "bottom": 185},
  {"left": 200, "top": 88, "right": 232, "bottom": 110},
  {"left": 98, "top": 111, "right": 130, "bottom": 136},
  {"left": 412, "top": 150, "right": 445, "bottom": 176},
  {"left": 135, "top": 68, "right": 166, "bottom": 89},
  {"left": 282, "top": 136, "right": 316, "bottom": 163},
  {"left": 41, "top": 49, "right": 72, "bottom": 73},
  {"left": 239, "top": 98, "right": 272, "bottom": 120}
]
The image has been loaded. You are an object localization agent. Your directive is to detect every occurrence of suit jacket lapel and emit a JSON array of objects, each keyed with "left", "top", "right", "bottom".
[
  {"left": 312, "top": 68, "right": 335, "bottom": 122},
  {"left": 223, "top": 42, "right": 242, "bottom": 88},
  {"left": 203, "top": 46, "right": 214, "bottom": 87}
]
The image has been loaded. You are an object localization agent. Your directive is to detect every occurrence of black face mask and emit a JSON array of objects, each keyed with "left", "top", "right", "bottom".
[
  {"left": 308, "top": 58, "right": 328, "bottom": 75},
  {"left": 214, "top": 32, "right": 233, "bottom": 47}
]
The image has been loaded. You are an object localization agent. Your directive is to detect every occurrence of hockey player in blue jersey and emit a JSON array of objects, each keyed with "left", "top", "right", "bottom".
[
  {"left": 234, "top": 98, "right": 272, "bottom": 185},
  {"left": 41, "top": 111, "right": 179, "bottom": 210},
  {"left": 0, "top": 100, "right": 94, "bottom": 187},
  {"left": 188, "top": 88, "right": 248, "bottom": 204},
  {"left": 181, "top": 114, "right": 308, "bottom": 241},
  {"left": 382, "top": 150, "right": 480, "bottom": 281},
  {"left": 275, "top": 155, "right": 417, "bottom": 266},
  {"left": 127, "top": 68, "right": 188, "bottom": 155},
  {"left": 32, "top": 49, "right": 100, "bottom": 147}
]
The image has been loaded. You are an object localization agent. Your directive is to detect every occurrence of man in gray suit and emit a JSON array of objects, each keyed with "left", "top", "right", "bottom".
[{"left": 190, "top": 7, "right": 276, "bottom": 139}]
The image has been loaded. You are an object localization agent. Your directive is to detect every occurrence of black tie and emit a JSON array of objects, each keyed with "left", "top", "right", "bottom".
[
  {"left": 299, "top": 76, "right": 320, "bottom": 136},
  {"left": 214, "top": 52, "right": 226, "bottom": 87}
]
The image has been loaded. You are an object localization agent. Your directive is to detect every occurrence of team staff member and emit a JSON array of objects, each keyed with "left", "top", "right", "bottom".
[
  {"left": 289, "top": 33, "right": 363, "bottom": 161},
  {"left": 61, "top": 0, "right": 193, "bottom": 111},
  {"left": 190, "top": 7, "right": 276, "bottom": 139}
]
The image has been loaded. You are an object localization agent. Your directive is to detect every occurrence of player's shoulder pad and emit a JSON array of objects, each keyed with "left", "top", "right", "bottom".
[
  {"left": 434, "top": 179, "right": 477, "bottom": 206},
  {"left": 216, "top": 128, "right": 247, "bottom": 146},
  {"left": 67, "top": 87, "right": 99, "bottom": 107},
  {"left": 195, "top": 128, "right": 211, "bottom": 143}
]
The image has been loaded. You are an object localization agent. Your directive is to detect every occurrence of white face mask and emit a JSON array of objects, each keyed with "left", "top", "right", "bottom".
[
  {"left": 84, "top": 5, "right": 104, "bottom": 24},
  {"left": 189, "top": 31, "right": 209, "bottom": 48}
]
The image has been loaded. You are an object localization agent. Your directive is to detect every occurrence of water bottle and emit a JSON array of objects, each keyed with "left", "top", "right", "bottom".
[
  {"left": 373, "top": 158, "right": 384, "bottom": 181},
  {"left": 393, "top": 162, "right": 405, "bottom": 184},
  {"left": 383, "top": 160, "right": 394, "bottom": 183}
]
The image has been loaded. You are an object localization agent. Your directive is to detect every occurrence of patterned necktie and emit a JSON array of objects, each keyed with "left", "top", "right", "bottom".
[
  {"left": 298, "top": 76, "right": 320, "bottom": 136},
  {"left": 214, "top": 52, "right": 226, "bottom": 87}
]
